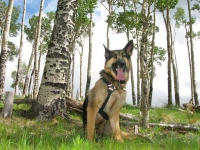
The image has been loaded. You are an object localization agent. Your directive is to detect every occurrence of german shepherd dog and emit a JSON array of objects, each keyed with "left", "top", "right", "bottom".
[{"left": 83, "top": 40, "right": 134, "bottom": 142}]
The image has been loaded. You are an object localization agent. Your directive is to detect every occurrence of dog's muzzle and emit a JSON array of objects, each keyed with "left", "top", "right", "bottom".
[{"left": 112, "top": 59, "right": 126, "bottom": 81}]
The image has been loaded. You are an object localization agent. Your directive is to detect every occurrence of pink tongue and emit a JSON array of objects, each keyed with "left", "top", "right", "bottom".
[{"left": 117, "top": 68, "right": 125, "bottom": 80}]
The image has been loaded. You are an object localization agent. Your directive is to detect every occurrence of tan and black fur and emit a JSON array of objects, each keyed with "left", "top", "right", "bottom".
[{"left": 83, "top": 40, "right": 134, "bottom": 142}]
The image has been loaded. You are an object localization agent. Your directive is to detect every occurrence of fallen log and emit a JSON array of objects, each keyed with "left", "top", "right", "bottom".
[
  {"left": 65, "top": 96, "right": 83, "bottom": 110},
  {"left": 14, "top": 99, "right": 35, "bottom": 104},
  {"left": 119, "top": 113, "right": 140, "bottom": 121},
  {"left": 149, "top": 122, "right": 200, "bottom": 131},
  {"left": 120, "top": 121, "right": 200, "bottom": 131}
]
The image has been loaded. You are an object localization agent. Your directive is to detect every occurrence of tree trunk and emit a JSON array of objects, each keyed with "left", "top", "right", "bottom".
[
  {"left": 85, "top": 12, "right": 93, "bottom": 98},
  {"left": 122, "top": 3, "right": 136, "bottom": 106},
  {"left": 130, "top": 60, "right": 136, "bottom": 105},
  {"left": 33, "top": 0, "right": 44, "bottom": 99},
  {"left": 148, "top": 6, "right": 156, "bottom": 107},
  {"left": 80, "top": 45, "right": 83, "bottom": 99},
  {"left": 133, "top": 1, "right": 141, "bottom": 107},
  {"left": 22, "top": 40, "right": 35, "bottom": 96},
  {"left": 184, "top": 25, "right": 194, "bottom": 104},
  {"left": 171, "top": 45, "right": 180, "bottom": 107},
  {"left": 106, "top": 0, "right": 111, "bottom": 49},
  {"left": 1, "top": 91, "right": 14, "bottom": 117},
  {"left": 167, "top": 8, "right": 172, "bottom": 106},
  {"left": 169, "top": 21, "right": 180, "bottom": 107},
  {"left": 136, "top": 29, "right": 141, "bottom": 106},
  {"left": 140, "top": 0, "right": 149, "bottom": 128},
  {"left": 0, "top": 0, "right": 14, "bottom": 99},
  {"left": 71, "top": 51, "right": 75, "bottom": 98},
  {"left": 187, "top": 0, "right": 199, "bottom": 106},
  {"left": 37, "top": 43, "right": 42, "bottom": 88},
  {"left": 15, "top": 0, "right": 26, "bottom": 95},
  {"left": 29, "top": 0, "right": 77, "bottom": 120},
  {"left": 162, "top": 8, "right": 172, "bottom": 106},
  {"left": 125, "top": 24, "right": 136, "bottom": 106},
  {"left": 28, "top": 69, "right": 34, "bottom": 96},
  {"left": 65, "top": 63, "right": 72, "bottom": 97}
]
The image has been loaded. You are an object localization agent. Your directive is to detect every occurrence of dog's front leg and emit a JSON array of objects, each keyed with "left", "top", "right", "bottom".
[
  {"left": 86, "top": 106, "right": 98, "bottom": 141},
  {"left": 109, "top": 112, "right": 123, "bottom": 142}
]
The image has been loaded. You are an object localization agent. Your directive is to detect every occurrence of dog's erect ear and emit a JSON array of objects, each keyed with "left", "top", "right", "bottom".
[
  {"left": 103, "top": 44, "right": 110, "bottom": 59},
  {"left": 124, "top": 40, "right": 134, "bottom": 56}
]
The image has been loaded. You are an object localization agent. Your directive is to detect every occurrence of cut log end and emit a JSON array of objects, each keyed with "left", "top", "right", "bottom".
[{"left": 1, "top": 91, "right": 14, "bottom": 118}]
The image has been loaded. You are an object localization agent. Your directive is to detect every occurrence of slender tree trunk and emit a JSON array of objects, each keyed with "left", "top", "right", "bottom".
[
  {"left": 162, "top": 8, "right": 172, "bottom": 106},
  {"left": 29, "top": 0, "right": 77, "bottom": 119},
  {"left": 98, "top": 0, "right": 111, "bottom": 48},
  {"left": 106, "top": 23, "right": 110, "bottom": 47},
  {"left": 170, "top": 22, "right": 180, "bottom": 107},
  {"left": 130, "top": 60, "right": 136, "bottom": 105},
  {"left": 66, "top": 65, "right": 72, "bottom": 97},
  {"left": 106, "top": 17, "right": 110, "bottom": 49},
  {"left": 133, "top": 2, "right": 141, "bottom": 106},
  {"left": 37, "top": 43, "right": 42, "bottom": 89},
  {"left": 15, "top": 0, "right": 26, "bottom": 95},
  {"left": 28, "top": 69, "right": 34, "bottom": 96},
  {"left": 22, "top": 43, "right": 35, "bottom": 96},
  {"left": 140, "top": 0, "right": 149, "bottom": 128},
  {"left": 184, "top": 25, "right": 194, "bottom": 104},
  {"left": 71, "top": 51, "right": 75, "bottom": 98},
  {"left": 121, "top": 1, "right": 136, "bottom": 105},
  {"left": 187, "top": 0, "right": 199, "bottom": 105},
  {"left": 33, "top": 0, "right": 44, "bottom": 99},
  {"left": 80, "top": 46, "right": 83, "bottom": 99},
  {"left": 106, "top": 0, "right": 112, "bottom": 49},
  {"left": 70, "top": 27, "right": 79, "bottom": 98},
  {"left": 0, "top": 0, "right": 14, "bottom": 99},
  {"left": 167, "top": 8, "right": 172, "bottom": 106},
  {"left": 136, "top": 29, "right": 140, "bottom": 106},
  {"left": 149, "top": 6, "right": 156, "bottom": 107},
  {"left": 85, "top": 12, "right": 93, "bottom": 98}
]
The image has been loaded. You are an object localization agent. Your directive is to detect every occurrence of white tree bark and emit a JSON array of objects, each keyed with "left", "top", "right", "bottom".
[
  {"left": 33, "top": 0, "right": 44, "bottom": 99},
  {"left": 15, "top": 0, "right": 26, "bottom": 95},
  {"left": 34, "top": 0, "right": 77, "bottom": 120},
  {"left": 0, "top": 0, "right": 14, "bottom": 98}
]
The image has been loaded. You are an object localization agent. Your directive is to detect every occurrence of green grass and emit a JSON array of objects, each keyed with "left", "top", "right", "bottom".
[{"left": 0, "top": 102, "right": 200, "bottom": 150}]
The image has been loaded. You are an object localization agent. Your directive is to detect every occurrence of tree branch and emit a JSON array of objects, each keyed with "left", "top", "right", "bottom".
[{"left": 98, "top": 0, "right": 109, "bottom": 11}]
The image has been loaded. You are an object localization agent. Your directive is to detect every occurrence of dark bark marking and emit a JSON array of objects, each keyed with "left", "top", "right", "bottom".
[{"left": 43, "top": 82, "right": 66, "bottom": 90}]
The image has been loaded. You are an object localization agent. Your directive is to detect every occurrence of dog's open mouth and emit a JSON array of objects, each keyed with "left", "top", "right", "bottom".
[
  {"left": 116, "top": 67, "right": 126, "bottom": 80},
  {"left": 112, "top": 64, "right": 126, "bottom": 81}
]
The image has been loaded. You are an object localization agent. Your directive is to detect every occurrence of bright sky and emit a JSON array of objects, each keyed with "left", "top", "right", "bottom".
[{"left": 6, "top": 0, "right": 200, "bottom": 107}]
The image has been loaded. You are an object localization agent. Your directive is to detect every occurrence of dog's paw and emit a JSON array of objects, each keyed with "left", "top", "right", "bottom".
[
  {"left": 121, "top": 131, "right": 132, "bottom": 139},
  {"left": 114, "top": 135, "right": 124, "bottom": 142}
]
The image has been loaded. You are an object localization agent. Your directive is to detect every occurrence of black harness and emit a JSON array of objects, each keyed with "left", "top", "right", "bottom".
[{"left": 98, "top": 77, "right": 126, "bottom": 120}]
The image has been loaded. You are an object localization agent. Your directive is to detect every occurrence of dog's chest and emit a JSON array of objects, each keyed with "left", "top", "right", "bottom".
[{"left": 105, "top": 89, "right": 127, "bottom": 112}]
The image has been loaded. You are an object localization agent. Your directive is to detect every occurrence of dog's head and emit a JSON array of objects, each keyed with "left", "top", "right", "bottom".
[{"left": 103, "top": 40, "right": 133, "bottom": 81}]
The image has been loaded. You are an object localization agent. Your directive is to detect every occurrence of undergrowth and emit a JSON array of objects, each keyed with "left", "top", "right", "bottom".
[{"left": 0, "top": 102, "right": 200, "bottom": 150}]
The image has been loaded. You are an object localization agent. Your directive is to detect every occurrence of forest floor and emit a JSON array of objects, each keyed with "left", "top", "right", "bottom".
[{"left": 0, "top": 102, "right": 200, "bottom": 150}]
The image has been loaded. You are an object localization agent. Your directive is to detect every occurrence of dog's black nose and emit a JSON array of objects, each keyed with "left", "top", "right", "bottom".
[{"left": 119, "top": 59, "right": 125, "bottom": 67}]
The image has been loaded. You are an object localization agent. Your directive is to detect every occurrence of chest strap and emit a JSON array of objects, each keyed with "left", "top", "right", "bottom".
[{"left": 98, "top": 78, "right": 115, "bottom": 120}]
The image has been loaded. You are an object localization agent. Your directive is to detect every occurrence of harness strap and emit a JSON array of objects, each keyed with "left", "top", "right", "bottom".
[
  {"left": 98, "top": 77, "right": 115, "bottom": 120},
  {"left": 98, "top": 90, "right": 113, "bottom": 120},
  {"left": 98, "top": 71, "right": 127, "bottom": 120}
]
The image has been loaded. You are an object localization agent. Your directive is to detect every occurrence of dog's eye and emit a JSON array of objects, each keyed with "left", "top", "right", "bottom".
[
  {"left": 122, "top": 53, "right": 126, "bottom": 57},
  {"left": 113, "top": 54, "right": 117, "bottom": 58}
]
